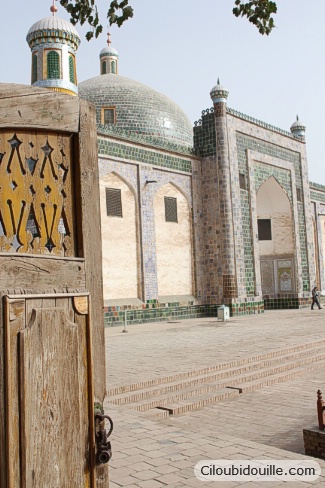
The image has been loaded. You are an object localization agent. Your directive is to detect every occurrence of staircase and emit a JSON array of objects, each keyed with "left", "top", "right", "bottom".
[{"left": 107, "top": 339, "right": 325, "bottom": 417}]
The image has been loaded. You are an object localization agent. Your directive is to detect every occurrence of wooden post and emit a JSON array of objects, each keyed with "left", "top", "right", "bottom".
[{"left": 317, "top": 389, "right": 325, "bottom": 431}]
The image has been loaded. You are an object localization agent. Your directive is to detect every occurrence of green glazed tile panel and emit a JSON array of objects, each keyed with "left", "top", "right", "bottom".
[
  {"left": 193, "top": 111, "right": 216, "bottom": 157},
  {"left": 236, "top": 133, "right": 308, "bottom": 293},
  {"left": 98, "top": 125, "right": 193, "bottom": 155},
  {"left": 310, "top": 181, "right": 325, "bottom": 203},
  {"left": 193, "top": 106, "right": 299, "bottom": 159},
  {"left": 240, "top": 191, "right": 255, "bottom": 296},
  {"left": 297, "top": 202, "right": 310, "bottom": 291},
  {"left": 98, "top": 138, "right": 192, "bottom": 173},
  {"left": 104, "top": 304, "right": 220, "bottom": 326},
  {"left": 310, "top": 190, "right": 325, "bottom": 203},
  {"left": 310, "top": 181, "right": 325, "bottom": 192},
  {"left": 103, "top": 300, "right": 265, "bottom": 326},
  {"left": 264, "top": 297, "right": 310, "bottom": 309},
  {"left": 253, "top": 162, "right": 292, "bottom": 200},
  {"left": 230, "top": 300, "right": 264, "bottom": 316}
]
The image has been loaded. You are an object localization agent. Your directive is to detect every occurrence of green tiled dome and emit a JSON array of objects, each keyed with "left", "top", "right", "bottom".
[{"left": 78, "top": 74, "right": 193, "bottom": 147}]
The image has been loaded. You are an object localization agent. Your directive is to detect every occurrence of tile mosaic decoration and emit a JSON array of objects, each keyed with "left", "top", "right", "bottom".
[
  {"left": 236, "top": 134, "right": 309, "bottom": 292},
  {"left": 98, "top": 137, "right": 193, "bottom": 173},
  {"left": 98, "top": 125, "right": 193, "bottom": 156},
  {"left": 310, "top": 182, "right": 325, "bottom": 203},
  {"left": 194, "top": 106, "right": 299, "bottom": 158},
  {"left": 103, "top": 299, "right": 264, "bottom": 326},
  {"left": 193, "top": 110, "right": 216, "bottom": 157}
]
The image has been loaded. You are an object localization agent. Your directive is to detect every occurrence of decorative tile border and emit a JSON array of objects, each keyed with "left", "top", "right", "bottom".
[
  {"left": 236, "top": 135, "right": 310, "bottom": 293},
  {"left": 98, "top": 125, "right": 193, "bottom": 156},
  {"left": 98, "top": 137, "right": 193, "bottom": 173},
  {"left": 310, "top": 181, "right": 325, "bottom": 204},
  {"left": 103, "top": 299, "right": 265, "bottom": 326},
  {"left": 227, "top": 107, "right": 297, "bottom": 139},
  {"left": 264, "top": 297, "right": 310, "bottom": 309}
]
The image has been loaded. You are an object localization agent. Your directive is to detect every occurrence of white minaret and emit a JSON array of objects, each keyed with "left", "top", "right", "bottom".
[
  {"left": 100, "top": 31, "right": 119, "bottom": 75},
  {"left": 26, "top": 0, "right": 81, "bottom": 96}
]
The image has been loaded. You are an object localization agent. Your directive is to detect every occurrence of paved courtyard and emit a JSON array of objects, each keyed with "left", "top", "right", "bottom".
[{"left": 104, "top": 309, "right": 325, "bottom": 487}]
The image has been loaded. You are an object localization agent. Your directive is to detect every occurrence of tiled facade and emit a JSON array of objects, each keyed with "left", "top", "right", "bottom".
[
  {"left": 77, "top": 56, "right": 323, "bottom": 324},
  {"left": 309, "top": 182, "right": 325, "bottom": 291},
  {"left": 94, "top": 92, "right": 324, "bottom": 325},
  {"left": 25, "top": 13, "right": 325, "bottom": 326}
]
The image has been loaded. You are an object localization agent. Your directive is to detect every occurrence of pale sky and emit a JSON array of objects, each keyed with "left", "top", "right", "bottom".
[{"left": 2, "top": 0, "right": 325, "bottom": 184}]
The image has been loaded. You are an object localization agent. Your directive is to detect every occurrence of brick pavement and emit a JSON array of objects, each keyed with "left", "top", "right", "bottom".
[{"left": 105, "top": 310, "right": 325, "bottom": 487}]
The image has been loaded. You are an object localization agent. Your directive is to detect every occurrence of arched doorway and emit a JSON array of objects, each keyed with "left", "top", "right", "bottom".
[{"left": 257, "top": 177, "right": 295, "bottom": 295}]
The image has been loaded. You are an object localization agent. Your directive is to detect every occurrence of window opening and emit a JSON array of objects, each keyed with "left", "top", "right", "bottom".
[
  {"left": 164, "top": 197, "right": 178, "bottom": 222},
  {"left": 258, "top": 219, "right": 272, "bottom": 240},
  {"left": 297, "top": 188, "right": 302, "bottom": 202},
  {"left": 47, "top": 51, "right": 60, "bottom": 79},
  {"left": 239, "top": 173, "right": 247, "bottom": 190},
  {"left": 69, "top": 56, "right": 75, "bottom": 84},
  {"left": 102, "top": 108, "right": 116, "bottom": 125},
  {"left": 106, "top": 188, "right": 122, "bottom": 217},
  {"left": 32, "top": 54, "right": 38, "bottom": 83}
]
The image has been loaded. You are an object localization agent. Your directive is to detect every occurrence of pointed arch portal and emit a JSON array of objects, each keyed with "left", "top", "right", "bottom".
[{"left": 256, "top": 177, "right": 295, "bottom": 295}]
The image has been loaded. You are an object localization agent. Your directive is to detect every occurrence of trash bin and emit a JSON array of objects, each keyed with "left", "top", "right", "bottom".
[{"left": 217, "top": 305, "right": 230, "bottom": 321}]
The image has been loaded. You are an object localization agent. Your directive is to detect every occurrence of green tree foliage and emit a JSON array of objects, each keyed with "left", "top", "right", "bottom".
[
  {"left": 233, "top": 0, "right": 277, "bottom": 35},
  {"left": 59, "top": 0, "right": 277, "bottom": 41}
]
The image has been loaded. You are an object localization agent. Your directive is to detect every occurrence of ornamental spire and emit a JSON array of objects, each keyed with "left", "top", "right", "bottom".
[{"left": 50, "top": 0, "right": 58, "bottom": 16}]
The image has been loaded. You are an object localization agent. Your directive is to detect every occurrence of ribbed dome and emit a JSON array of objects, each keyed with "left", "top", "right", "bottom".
[
  {"left": 79, "top": 74, "right": 193, "bottom": 147},
  {"left": 100, "top": 46, "right": 119, "bottom": 57},
  {"left": 27, "top": 15, "right": 80, "bottom": 38},
  {"left": 290, "top": 116, "right": 305, "bottom": 132},
  {"left": 210, "top": 79, "right": 229, "bottom": 102}
]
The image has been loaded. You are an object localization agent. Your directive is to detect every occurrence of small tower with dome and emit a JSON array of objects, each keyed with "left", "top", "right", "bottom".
[
  {"left": 26, "top": 0, "right": 80, "bottom": 95},
  {"left": 290, "top": 115, "right": 306, "bottom": 141},
  {"left": 100, "top": 32, "right": 119, "bottom": 75}
]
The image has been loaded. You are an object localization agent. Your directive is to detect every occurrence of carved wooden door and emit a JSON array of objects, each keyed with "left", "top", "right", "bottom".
[
  {"left": 4, "top": 294, "right": 95, "bottom": 488},
  {"left": 0, "top": 87, "right": 107, "bottom": 488}
]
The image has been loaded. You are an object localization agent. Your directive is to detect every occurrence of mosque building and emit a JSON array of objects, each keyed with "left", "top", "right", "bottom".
[{"left": 25, "top": 6, "right": 325, "bottom": 325}]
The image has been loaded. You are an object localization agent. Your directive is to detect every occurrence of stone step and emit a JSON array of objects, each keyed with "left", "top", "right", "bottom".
[
  {"left": 108, "top": 344, "right": 325, "bottom": 406},
  {"left": 239, "top": 362, "right": 324, "bottom": 393},
  {"left": 152, "top": 388, "right": 240, "bottom": 416},
  {"left": 107, "top": 338, "right": 325, "bottom": 396},
  {"left": 147, "top": 361, "right": 325, "bottom": 416},
  {"left": 127, "top": 352, "right": 325, "bottom": 412},
  {"left": 140, "top": 409, "right": 170, "bottom": 419}
]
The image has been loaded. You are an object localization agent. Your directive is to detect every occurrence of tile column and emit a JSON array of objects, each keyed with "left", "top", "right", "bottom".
[{"left": 210, "top": 81, "right": 237, "bottom": 301}]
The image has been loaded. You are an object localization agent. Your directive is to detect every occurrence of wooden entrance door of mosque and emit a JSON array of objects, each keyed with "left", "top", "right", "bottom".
[{"left": 0, "top": 85, "right": 109, "bottom": 487}]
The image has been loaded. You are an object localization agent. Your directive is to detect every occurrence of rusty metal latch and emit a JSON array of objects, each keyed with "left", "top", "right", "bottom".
[{"left": 94, "top": 409, "right": 113, "bottom": 465}]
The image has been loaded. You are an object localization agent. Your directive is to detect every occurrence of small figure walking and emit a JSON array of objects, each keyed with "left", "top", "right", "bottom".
[{"left": 311, "top": 286, "right": 322, "bottom": 310}]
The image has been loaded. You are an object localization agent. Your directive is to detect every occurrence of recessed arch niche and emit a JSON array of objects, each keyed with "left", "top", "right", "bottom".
[
  {"left": 257, "top": 176, "right": 295, "bottom": 294},
  {"left": 99, "top": 172, "right": 138, "bottom": 300},
  {"left": 257, "top": 176, "right": 294, "bottom": 256},
  {"left": 154, "top": 183, "right": 193, "bottom": 296}
]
